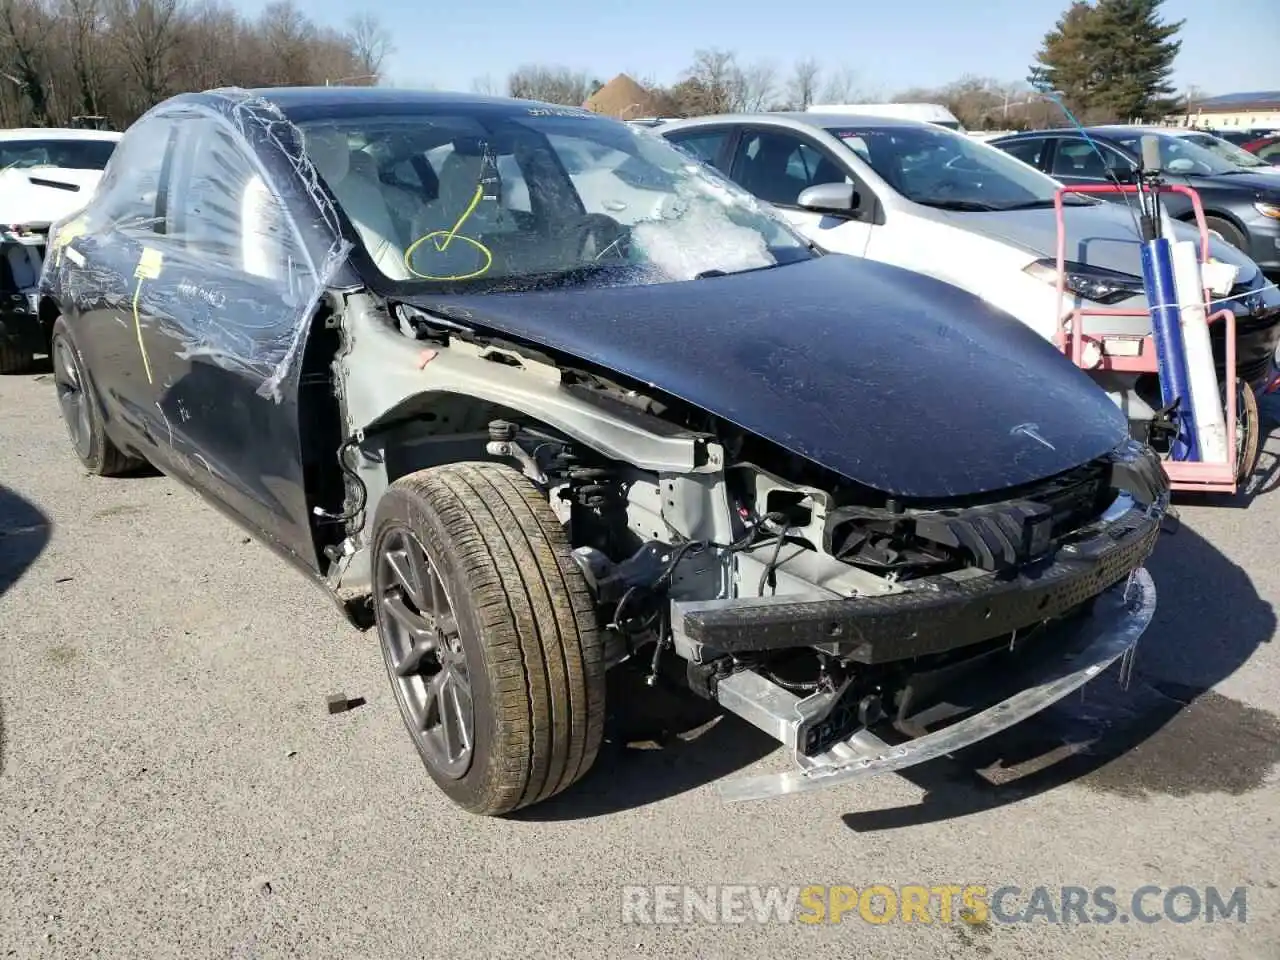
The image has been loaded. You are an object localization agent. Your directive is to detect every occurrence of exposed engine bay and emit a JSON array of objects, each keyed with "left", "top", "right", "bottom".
[{"left": 321, "top": 290, "right": 1169, "bottom": 800}]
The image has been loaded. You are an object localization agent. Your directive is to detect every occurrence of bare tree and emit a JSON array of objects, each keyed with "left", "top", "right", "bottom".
[
  {"left": 506, "top": 63, "right": 598, "bottom": 105},
  {"left": 470, "top": 74, "right": 497, "bottom": 95},
  {"left": 819, "top": 65, "right": 862, "bottom": 104},
  {"left": 739, "top": 60, "right": 776, "bottom": 112},
  {"left": 346, "top": 11, "right": 391, "bottom": 80},
  {"left": 686, "top": 48, "right": 747, "bottom": 113},
  {"left": 108, "top": 0, "right": 182, "bottom": 111},
  {"left": 787, "top": 57, "right": 821, "bottom": 110},
  {"left": 0, "top": 0, "right": 55, "bottom": 123},
  {"left": 56, "top": 0, "right": 107, "bottom": 117}
]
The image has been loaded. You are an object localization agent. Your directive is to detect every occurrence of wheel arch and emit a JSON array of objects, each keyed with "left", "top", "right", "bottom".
[{"left": 1178, "top": 206, "right": 1248, "bottom": 246}]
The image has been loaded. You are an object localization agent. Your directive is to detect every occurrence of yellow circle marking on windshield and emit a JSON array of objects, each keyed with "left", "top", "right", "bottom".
[{"left": 403, "top": 183, "right": 494, "bottom": 281}]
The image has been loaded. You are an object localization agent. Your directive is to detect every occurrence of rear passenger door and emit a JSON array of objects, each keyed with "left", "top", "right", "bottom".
[
  {"left": 997, "top": 136, "right": 1053, "bottom": 173},
  {"left": 58, "top": 113, "right": 178, "bottom": 453},
  {"left": 1047, "top": 137, "right": 1137, "bottom": 194}
]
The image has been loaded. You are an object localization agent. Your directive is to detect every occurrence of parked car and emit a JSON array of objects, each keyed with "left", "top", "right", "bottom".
[
  {"left": 41, "top": 87, "right": 1169, "bottom": 815},
  {"left": 658, "top": 112, "right": 1280, "bottom": 440},
  {"left": 1160, "top": 127, "right": 1280, "bottom": 177},
  {"left": 1211, "top": 128, "right": 1280, "bottom": 147},
  {"left": 1243, "top": 135, "right": 1280, "bottom": 165},
  {"left": 0, "top": 127, "right": 122, "bottom": 372},
  {"left": 988, "top": 126, "right": 1280, "bottom": 274}
]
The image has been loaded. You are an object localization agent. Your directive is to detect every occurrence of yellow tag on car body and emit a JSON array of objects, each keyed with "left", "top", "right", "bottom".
[{"left": 135, "top": 247, "right": 163, "bottom": 280}]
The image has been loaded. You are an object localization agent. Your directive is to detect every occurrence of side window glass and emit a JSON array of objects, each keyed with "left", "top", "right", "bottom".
[
  {"left": 84, "top": 117, "right": 171, "bottom": 233},
  {"left": 1002, "top": 138, "right": 1047, "bottom": 168},
  {"left": 666, "top": 130, "right": 729, "bottom": 168},
  {"left": 168, "top": 119, "right": 312, "bottom": 287},
  {"left": 1051, "top": 140, "right": 1133, "bottom": 179},
  {"left": 733, "top": 130, "right": 848, "bottom": 207}
]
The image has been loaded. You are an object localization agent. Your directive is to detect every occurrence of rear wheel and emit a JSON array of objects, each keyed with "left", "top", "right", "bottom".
[
  {"left": 0, "top": 339, "right": 34, "bottom": 374},
  {"left": 1229, "top": 377, "right": 1261, "bottom": 484},
  {"left": 50, "top": 316, "right": 145, "bottom": 477},
  {"left": 371, "top": 461, "right": 605, "bottom": 816}
]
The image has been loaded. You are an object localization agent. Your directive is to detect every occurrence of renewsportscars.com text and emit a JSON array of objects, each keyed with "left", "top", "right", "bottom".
[{"left": 620, "top": 884, "right": 1248, "bottom": 926}]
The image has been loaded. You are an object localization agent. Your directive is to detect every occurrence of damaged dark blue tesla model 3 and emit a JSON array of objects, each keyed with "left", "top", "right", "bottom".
[{"left": 39, "top": 87, "right": 1169, "bottom": 815}]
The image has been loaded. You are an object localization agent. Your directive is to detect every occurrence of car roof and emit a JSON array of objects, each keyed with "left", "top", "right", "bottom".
[
  {"left": 660, "top": 111, "right": 937, "bottom": 134},
  {"left": 0, "top": 127, "right": 121, "bottom": 141},
  {"left": 174, "top": 86, "right": 605, "bottom": 124}
]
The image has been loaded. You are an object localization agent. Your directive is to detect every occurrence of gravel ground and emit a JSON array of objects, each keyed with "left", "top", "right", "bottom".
[{"left": 2, "top": 367, "right": 1278, "bottom": 959}]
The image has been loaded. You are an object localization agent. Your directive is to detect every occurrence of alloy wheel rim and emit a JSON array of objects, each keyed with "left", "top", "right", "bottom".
[
  {"left": 52, "top": 338, "right": 92, "bottom": 461},
  {"left": 376, "top": 527, "right": 474, "bottom": 779}
]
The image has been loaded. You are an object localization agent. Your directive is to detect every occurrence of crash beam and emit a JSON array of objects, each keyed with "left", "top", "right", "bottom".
[{"left": 710, "top": 566, "right": 1157, "bottom": 802}]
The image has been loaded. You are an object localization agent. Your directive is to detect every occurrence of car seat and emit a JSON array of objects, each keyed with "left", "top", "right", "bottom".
[{"left": 306, "top": 127, "right": 411, "bottom": 279}]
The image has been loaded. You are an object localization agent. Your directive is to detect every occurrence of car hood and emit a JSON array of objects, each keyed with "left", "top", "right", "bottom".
[
  {"left": 402, "top": 255, "right": 1128, "bottom": 500},
  {"left": 0, "top": 167, "right": 102, "bottom": 227},
  {"left": 1192, "top": 170, "right": 1280, "bottom": 190},
  {"left": 947, "top": 201, "right": 1261, "bottom": 283}
]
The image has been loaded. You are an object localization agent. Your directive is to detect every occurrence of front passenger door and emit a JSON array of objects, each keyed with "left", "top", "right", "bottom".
[
  {"left": 137, "top": 115, "right": 326, "bottom": 569},
  {"left": 726, "top": 128, "right": 873, "bottom": 256}
]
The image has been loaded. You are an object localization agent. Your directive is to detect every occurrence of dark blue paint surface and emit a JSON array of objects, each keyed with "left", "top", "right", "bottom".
[{"left": 409, "top": 254, "right": 1129, "bottom": 498}]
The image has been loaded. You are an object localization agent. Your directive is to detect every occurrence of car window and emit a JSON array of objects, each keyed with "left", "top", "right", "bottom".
[
  {"left": 1180, "top": 132, "right": 1269, "bottom": 169},
  {"left": 731, "top": 130, "right": 850, "bottom": 207},
  {"left": 0, "top": 137, "right": 116, "bottom": 171},
  {"left": 166, "top": 117, "right": 312, "bottom": 288},
  {"left": 1256, "top": 140, "right": 1280, "bottom": 163},
  {"left": 999, "top": 138, "right": 1048, "bottom": 169},
  {"left": 826, "top": 123, "right": 1077, "bottom": 210},
  {"left": 1050, "top": 140, "right": 1134, "bottom": 179},
  {"left": 665, "top": 129, "right": 730, "bottom": 169},
  {"left": 81, "top": 118, "right": 171, "bottom": 232},
  {"left": 1110, "top": 133, "right": 1238, "bottom": 176},
  {"left": 299, "top": 110, "right": 811, "bottom": 290}
]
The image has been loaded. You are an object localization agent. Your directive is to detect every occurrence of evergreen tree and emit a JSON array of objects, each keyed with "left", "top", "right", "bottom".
[
  {"left": 1091, "top": 0, "right": 1184, "bottom": 120},
  {"left": 1028, "top": 1, "right": 1099, "bottom": 115},
  {"left": 1029, "top": 0, "right": 1184, "bottom": 123}
]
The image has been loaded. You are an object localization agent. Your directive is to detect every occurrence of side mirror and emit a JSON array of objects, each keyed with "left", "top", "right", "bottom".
[
  {"left": 1166, "top": 157, "right": 1196, "bottom": 174},
  {"left": 1109, "top": 166, "right": 1138, "bottom": 184},
  {"left": 797, "top": 182, "right": 859, "bottom": 216}
]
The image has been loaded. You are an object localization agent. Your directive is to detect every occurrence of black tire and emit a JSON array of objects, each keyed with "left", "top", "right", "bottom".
[
  {"left": 49, "top": 316, "right": 145, "bottom": 477},
  {"left": 1230, "top": 377, "right": 1261, "bottom": 484},
  {"left": 0, "top": 338, "right": 35, "bottom": 374},
  {"left": 1204, "top": 216, "right": 1248, "bottom": 253},
  {"left": 371, "top": 461, "right": 605, "bottom": 816}
]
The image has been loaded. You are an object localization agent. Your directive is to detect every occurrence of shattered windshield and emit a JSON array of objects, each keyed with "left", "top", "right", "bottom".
[
  {"left": 827, "top": 124, "right": 1093, "bottom": 211},
  {"left": 299, "top": 109, "right": 813, "bottom": 291}
]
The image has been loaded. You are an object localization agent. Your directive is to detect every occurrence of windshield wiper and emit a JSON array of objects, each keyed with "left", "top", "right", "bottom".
[
  {"left": 695, "top": 261, "right": 789, "bottom": 280},
  {"left": 996, "top": 197, "right": 1097, "bottom": 210},
  {"left": 914, "top": 199, "right": 999, "bottom": 212}
]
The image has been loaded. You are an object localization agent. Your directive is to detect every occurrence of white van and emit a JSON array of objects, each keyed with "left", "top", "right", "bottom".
[{"left": 805, "top": 102, "right": 965, "bottom": 132}]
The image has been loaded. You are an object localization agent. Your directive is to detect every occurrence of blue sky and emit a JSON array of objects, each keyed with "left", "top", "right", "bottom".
[{"left": 247, "top": 0, "right": 1278, "bottom": 96}]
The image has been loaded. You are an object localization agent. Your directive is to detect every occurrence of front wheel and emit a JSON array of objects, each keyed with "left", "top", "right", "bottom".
[{"left": 371, "top": 461, "right": 605, "bottom": 816}]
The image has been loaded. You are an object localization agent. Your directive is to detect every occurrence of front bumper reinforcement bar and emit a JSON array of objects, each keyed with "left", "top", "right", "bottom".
[{"left": 712, "top": 565, "right": 1157, "bottom": 802}]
